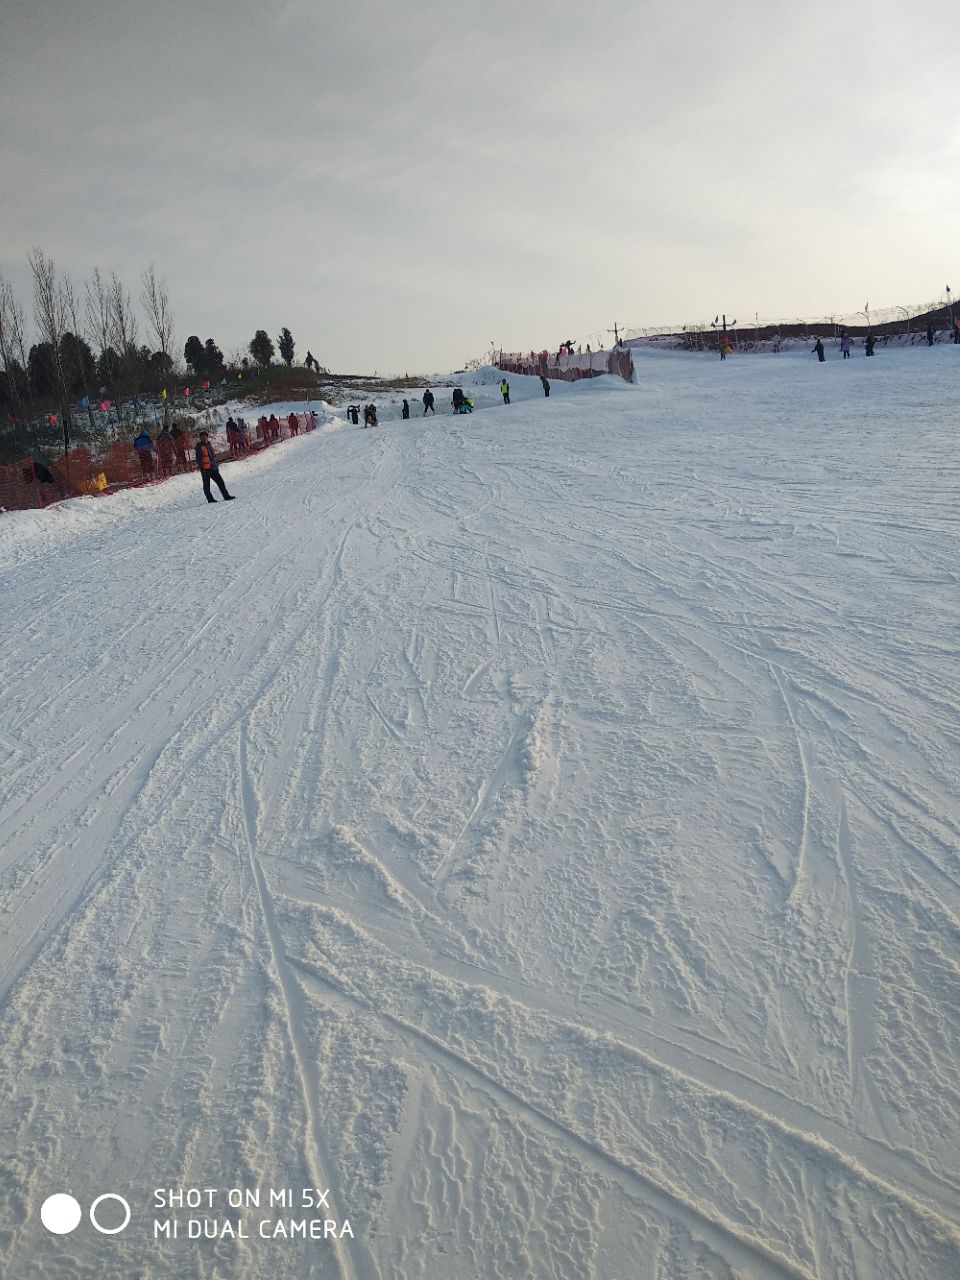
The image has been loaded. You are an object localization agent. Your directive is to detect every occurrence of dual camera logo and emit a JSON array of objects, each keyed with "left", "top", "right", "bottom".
[{"left": 41, "top": 1193, "right": 131, "bottom": 1236}]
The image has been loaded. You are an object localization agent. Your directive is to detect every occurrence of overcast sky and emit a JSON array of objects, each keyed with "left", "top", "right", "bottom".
[{"left": 2, "top": 0, "right": 958, "bottom": 373}]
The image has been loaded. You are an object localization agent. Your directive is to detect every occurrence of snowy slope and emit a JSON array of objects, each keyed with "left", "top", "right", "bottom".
[{"left": 1, "top": 348, "right": 959, "bottom": 1279}]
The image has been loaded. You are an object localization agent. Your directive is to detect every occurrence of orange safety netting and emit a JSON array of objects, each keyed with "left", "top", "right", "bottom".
[{"left": 0, "top": 412, "right": 320, "bottom": 514}]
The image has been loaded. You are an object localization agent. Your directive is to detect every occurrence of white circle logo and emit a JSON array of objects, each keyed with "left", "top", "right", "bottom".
[
  {"left": 40, "top": 1194, "right": 82, "bottom": 1235},
  {"left": 89, "top": 1193, "right": 131, "bottom": 1235}
]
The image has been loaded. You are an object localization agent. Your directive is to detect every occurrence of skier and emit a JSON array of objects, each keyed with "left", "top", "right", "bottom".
[
  {"left": 500, "top": 378, "right": 510, "bottom": 404},
  {"left": 401, "top": 399, "right": 410, "bottom": 419},
  {"left": 133, "top": 428, "right": 155, "bottom": 477},
  {"left": 812, "top": 338, "right": 825, "bottom": 363},
  {"left": 157, "top": 424, "right": 175, "bottom": 476},
  {"left": 540, "top": 375, "right": 550, "bottom": 397},
  {"left": 840, "top": 335, "right": 851, "bottom": 359},
  {"left": 422, "top": 388, "right": 435, "bottom": 415},
  {"left": 865, "top": 333, "right": 876, "bottom": 357},
  {"left": 195, "top": 429, "right": 235, "bottom": 503},
  {"left": 171, "top": 423, "right": 188, "bottom": 470}
]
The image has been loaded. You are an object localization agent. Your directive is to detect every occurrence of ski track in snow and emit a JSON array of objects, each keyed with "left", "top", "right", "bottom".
[{"left": 1, "top": 349, "right": 959, "bottom": 1279}]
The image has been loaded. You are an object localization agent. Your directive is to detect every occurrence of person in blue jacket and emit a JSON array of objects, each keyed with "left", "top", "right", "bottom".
[
  {"left": 195, "top": 429, "right": 235, "bottom": 503},
  {"left": 133, "top": 428, "right": 155, "bottom": 476}
]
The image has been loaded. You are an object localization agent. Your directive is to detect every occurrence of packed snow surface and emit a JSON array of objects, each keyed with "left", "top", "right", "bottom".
[{"left": 1, "top": 348, "right": 959, "bottom": 1279}]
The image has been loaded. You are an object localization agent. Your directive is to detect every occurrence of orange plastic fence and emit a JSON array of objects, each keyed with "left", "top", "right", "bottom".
[{"left": 0, "top": 412, "right": 320, "bottom": 514}]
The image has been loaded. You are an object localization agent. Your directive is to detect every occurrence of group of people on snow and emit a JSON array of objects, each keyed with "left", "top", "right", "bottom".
[
  {"left": 813, "top": 331, "right": 875, "bottom": 361},
  {"left": 813, "top": 318, "right": 960, "bottom": 362},
  {"left": 128, "top": 408, "right": 319, "bottom": 505},
  {"left": 346, "top": 371, "right": 555, "bottom": 433},
  {"left": 927, "top": 318, "right": 960, "bottom": 345}
]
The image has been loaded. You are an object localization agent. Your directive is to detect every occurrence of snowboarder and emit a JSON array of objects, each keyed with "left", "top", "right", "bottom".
[
  {"left": 540, "top": 375, "right": 550, "bottom": 397},
  {"left": 195, "top": 429, "right": 235, "bottom": 503},
  {"left": 865, "top": 333, "right": 876, "bottom": 357},
  {"left": 812, "top": 338, "right": 825, "bottom": 362},
  {"left": 401, "top": 399, "right": 410, "bottom": 419},
  {"left": 500, "top": 378, "right": 510, "bottom": 404},
  {"left": 422, "top": 388, "right": 435, "bottom": 415}
]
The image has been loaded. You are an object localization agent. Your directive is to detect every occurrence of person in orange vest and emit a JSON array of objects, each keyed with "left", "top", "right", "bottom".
[{"left": 195, "top": 429, "right": 235, "bottom": 503}]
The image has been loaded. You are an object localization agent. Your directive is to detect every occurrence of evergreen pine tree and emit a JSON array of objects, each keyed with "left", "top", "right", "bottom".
[
  {"left": 278, "top": 327, "right": 295, "bottom": 366},
  {"left": 203, "top": 337, "right": 225, "bottom": 373},
  {"left": 249, "top": 329, "right": 275, "bottom": 369},
  {"left": 184, "top": 335, "right": 205, "bottom": 375}
]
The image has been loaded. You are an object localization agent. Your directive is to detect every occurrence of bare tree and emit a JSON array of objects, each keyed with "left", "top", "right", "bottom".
[
  {"left": 140, "top": 263, "right": 175, "bottom": 367},
  {"left": 141, "top": 263, "right": 175, "bottom": 421},
  {"left": 85, "top": 266, "right": 123, "bottom": 424},
  {"left": 8, "top": 282, "right": 34, "bottom": 422},
  {"left": 0, "top": 274, "right": 28, "bottom": 423},
  {"left": 29, "top": 248, "right": 71, "bottom": 452},
  {"left": 108, "top": 271, "right": 141, "bottom": 412},
  {"left": 62, "top": 275, "right": 97, "bottom": 433}
]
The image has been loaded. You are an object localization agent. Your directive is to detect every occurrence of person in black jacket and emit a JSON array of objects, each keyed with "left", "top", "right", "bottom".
[
  {"left": 195, "top": 430, "right": 234, "bottom": 502},
  {"left": 401, "top": 399, "right": 410, "bottom": 419},
  {"left": 812, "top": 338, "right": 825, "bottom": 362},
  {"left": 540, "top": 375, "right": 550, "bottom": 397},
  {"left": 865, "top": 333, "right": 876, "bottom": 356},
  {"left": 422, "top": 388, "right": 435, "bottom": 415}
]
